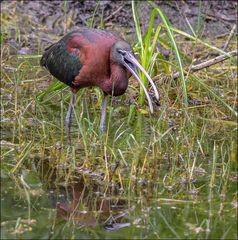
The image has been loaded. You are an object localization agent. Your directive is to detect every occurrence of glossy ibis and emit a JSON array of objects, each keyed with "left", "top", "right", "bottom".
[{"left": 40, "top": 28, "right": 159, "bottom": 135}]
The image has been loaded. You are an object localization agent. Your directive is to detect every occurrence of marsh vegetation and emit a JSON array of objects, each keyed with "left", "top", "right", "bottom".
[{"left": 1, "top": 1, "right": 237, "bottom": 239}]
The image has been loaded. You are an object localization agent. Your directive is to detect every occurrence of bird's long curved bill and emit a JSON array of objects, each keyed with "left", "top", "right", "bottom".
[{"left": 123, "top": 52, "right": 159, "bottom": 113}]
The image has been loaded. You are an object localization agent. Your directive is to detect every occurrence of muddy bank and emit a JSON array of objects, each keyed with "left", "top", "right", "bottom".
[{"left": 2, "top": 0, "right": 237, "bottom": 41}]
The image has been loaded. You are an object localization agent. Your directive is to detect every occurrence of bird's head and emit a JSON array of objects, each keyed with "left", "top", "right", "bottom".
[{"left": 111, "top": 40, "right": 159, "bottom": 113}]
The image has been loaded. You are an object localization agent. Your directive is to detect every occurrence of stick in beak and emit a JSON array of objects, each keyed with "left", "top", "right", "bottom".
[{"left": 122, "top": 52, "right": 159, "bottom": 113}]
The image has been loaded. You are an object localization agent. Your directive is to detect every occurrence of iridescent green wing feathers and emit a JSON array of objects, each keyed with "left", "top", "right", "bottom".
[{"left": 40, "top": 35, "right": 81, "bottom": 87}]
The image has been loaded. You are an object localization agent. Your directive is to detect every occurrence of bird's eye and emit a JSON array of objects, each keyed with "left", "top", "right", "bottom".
[{"left": 118, "top": 49, "right": 126, "bottom": 56}]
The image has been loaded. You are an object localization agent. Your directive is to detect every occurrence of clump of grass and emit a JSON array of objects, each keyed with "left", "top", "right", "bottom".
[{"left": 132, "top": 1, "right": 188, "bottom": 109}]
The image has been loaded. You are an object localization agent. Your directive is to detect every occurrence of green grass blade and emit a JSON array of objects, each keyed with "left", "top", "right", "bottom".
[
  {"left": 143, "top": 9, "right": 157, "bottom": 68},
  {"left": 88, "top": 0, "right": 100, "bottom": 28},
  {"left": 131, "top": 1, "right": 143, "bottom": 54},
  {"left": 36, "top": 80, "right": 68, "bottom": 102},
  {"left": 17, "top": 55, "right": 42, "bottom": 59}
]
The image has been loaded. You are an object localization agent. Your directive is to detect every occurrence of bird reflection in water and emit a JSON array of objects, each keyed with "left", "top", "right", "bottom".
[{"left": 48, "top": 176, "right": 133, "bottom": 231}]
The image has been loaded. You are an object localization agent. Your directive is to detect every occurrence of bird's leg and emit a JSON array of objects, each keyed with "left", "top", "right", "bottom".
[
  {"left": 65, "top": 92, "right": 76, "bottom": 143},
  {"left": 100, "top": 94, "right": 108, "bottom": 133}
]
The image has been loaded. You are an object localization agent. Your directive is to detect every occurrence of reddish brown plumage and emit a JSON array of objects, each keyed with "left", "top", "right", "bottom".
[{"left": 67, "top": 30, "right": 131, "bottom": 96}]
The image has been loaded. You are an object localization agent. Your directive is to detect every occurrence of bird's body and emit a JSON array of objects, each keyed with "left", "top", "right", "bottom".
[
  {"left": 41, "top": 29, "right": 131, "bottom": 96},
  {"left": 41, "top": 28, "right": 159, "bottom": 137}
]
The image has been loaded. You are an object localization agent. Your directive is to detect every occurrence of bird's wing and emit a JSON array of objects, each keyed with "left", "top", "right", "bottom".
[{"left": 40, "top": 39, "right": 82, "bottom": 87}]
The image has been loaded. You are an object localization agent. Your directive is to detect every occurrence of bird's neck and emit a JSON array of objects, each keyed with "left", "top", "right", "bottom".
[{"left": 103, "top": 63, "right": 129, "bottom": 96}]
